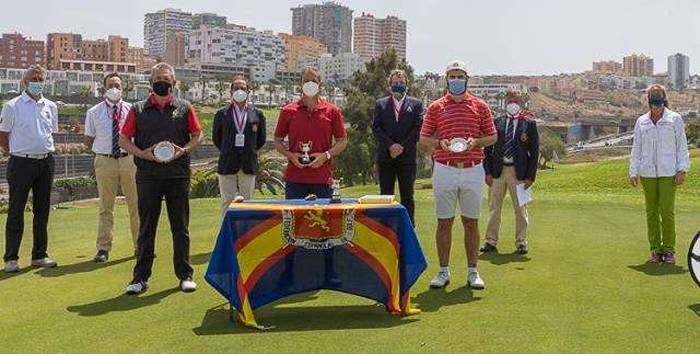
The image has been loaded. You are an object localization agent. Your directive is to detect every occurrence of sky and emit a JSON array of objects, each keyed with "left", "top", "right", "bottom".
[{"left": 1, "top": 0, "right": 699, "bottom": 76}]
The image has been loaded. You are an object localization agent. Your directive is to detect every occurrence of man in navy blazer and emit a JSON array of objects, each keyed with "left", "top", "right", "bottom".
[
  {"left": 482, "top": 92, "right": 539, "bottom": 254},
  {"left": 372, "top": 69, "right": 424, "bottom": 225},
  {"left": 212, "top": 75, "right": 266, "bottom": 217}
]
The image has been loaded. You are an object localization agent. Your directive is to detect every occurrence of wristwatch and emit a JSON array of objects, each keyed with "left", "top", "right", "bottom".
[{"left": 325, "top": 151, "right": 332, "bottom": 160}]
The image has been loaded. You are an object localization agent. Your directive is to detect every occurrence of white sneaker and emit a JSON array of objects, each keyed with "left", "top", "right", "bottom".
[
  {"left": 429, "top": 270, "right": 450, "bottom": 288},
  {"left": 180, "top": 277, "right": 197, "bottom": 292},
  {"left": 30, "top": 257, "right": 57, "bottom": 268},
  {"left": 4, "top": 260, "right": 20, "bottom": 273},
  {"left": 126, "top": 281, "right": 148, "bottom": 295},
  {"left": 468, "top": 271, "right": 485, "bottom": 290}
]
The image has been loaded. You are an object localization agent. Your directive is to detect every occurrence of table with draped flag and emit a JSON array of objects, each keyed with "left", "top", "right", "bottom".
[{"left": 205, "top": 198, "right": 427, "bottom": 329}]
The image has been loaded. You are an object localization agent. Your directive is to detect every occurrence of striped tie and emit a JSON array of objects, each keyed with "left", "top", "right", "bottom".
[
  {"left": 111, "top": 106, "right": 121, "bottom": 158},
  {"left": 503, "top": 118, "right": 516, "bottom": 159}
]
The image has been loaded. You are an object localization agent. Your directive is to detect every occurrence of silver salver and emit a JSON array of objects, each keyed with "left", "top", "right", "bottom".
[
  {"left": 153, "top": 141, "right": 176, "bottom": 162},
  {"left": 448, "top": 137, "right": 470, "bottom": 153}
]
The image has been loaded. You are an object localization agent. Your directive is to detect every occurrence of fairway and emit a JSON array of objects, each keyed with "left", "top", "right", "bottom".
[{"left": 1, "top": 154, "right": 699, "bottom": 352}]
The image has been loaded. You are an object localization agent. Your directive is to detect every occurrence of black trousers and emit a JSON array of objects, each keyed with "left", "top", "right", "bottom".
[
  {"left": 133, "top": 178, "right": 193, "bottom": 282},
  {"left": 4, "top": 155, "right": 54, "bottom": 262},
  {"left": 285, "top": 182, "right": 332, "bottom": 199},
  {"left": 282, "top": 181, "right": 337, "bottom": 285},
  {"left": 378, "top": 161, "right": 416, "bottom": 225}
]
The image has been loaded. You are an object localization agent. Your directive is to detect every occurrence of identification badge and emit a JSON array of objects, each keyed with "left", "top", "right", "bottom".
[{"left": 235, "top": 133, "right": 245, "bottom": 147}]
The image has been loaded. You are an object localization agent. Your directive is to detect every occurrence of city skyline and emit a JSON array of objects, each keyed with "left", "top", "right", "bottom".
[{"left": 0, "top": 0, "right": 699, "bottom": 75}]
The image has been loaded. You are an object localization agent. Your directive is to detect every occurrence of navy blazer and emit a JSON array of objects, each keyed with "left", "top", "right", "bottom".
[
  {"left": 372, "top": 95, "right": 424, "bottom": 164},
  {"left": 483, "top": 115, "right": 539, "bottom": 182},
  {"left": 212, "top": 104, "right": 266, "bottom": 175}
]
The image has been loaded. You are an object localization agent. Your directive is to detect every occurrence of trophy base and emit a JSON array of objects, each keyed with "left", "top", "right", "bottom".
[
  {"left": 299, "top": 157, "right": 316, "bottom": 165},
  {"left": 329, "top": 196, "right": 342, "bottom": 204}
]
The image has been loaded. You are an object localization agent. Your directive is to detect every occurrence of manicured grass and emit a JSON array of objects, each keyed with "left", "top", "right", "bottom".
[{"left": 1, "top": 153, "right": 699, "bottom": 352}]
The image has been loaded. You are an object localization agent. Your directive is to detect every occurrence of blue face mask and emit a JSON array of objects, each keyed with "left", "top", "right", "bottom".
[
  {"left": 649, "top": 95, "right": 665, "bottom": 107},
  {"left": 391, "top": 83, "right": 407, "bottom": 95},
  {"left": 27, "top": 82, "right": 44, "bottom": 96},
  {"left": 447, "top": 79, "right": 467, "bottom": 95}
]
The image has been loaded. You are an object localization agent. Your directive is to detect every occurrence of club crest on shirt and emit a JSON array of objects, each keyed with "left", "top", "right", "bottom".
[{"left": 281, "top": 208, "right": 355, "bottom": 250}]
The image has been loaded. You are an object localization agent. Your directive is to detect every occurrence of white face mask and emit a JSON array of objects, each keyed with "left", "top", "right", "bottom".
[
  {"left": 506, "top": 102, "right": 521, "bottom": 116},
  {"left": 105, "top": 87, "right": 122, "bottom": 102},
  {"left": 302, "top": 81, "right": 320, "bottom": 97},
  {"left": 232, "top": 89, "right": 248, "bottom": 103}
]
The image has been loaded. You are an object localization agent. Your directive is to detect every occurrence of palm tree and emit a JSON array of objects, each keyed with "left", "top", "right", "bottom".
[
  {"left": 267, "top": 79, "right": 280, "bottom": 107},
  {"left": 179, "top": 81, "right": 191, "bottom": 100},
  {"left": 123, "top": 79, "right": 134, "bottom": 100},
  {"left": 249, "top": 81, "right": 260, "bottom": 104},
  {"left": 281, "top": 79, "right": 294, "bottom": 102},
  {"left": 216, "top": 80, "right": 228, "bottom": 103},
  {"left": 199, "top": 77, "right": 208, "bottom": 103}
]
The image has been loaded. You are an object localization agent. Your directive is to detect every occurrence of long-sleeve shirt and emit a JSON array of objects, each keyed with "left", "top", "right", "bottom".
[{"left": 629, "top": 108, "right": 690, "bottom": 178}]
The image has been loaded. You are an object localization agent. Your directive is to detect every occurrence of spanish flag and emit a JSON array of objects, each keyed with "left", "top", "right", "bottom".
[{"left": 205, "top": 199, "right": 427, "bottom": 328}]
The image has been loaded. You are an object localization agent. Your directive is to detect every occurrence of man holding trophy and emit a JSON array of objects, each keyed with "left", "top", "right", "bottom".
[
  {"left": 274, "top": 66, "right": 347, "bottom": 200},
  {"left": 419, "top": 60, "right": 497, "bottom": 290},
  {"left": 118, "top": 63, "right": 203, "bottom": 295},
  {"left": 274, "top": 66, "right": 347, "bottom": 286}
]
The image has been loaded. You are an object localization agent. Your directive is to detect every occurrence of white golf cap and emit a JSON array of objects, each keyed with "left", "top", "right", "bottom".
[{"left": 445, "top": 60, "right": 468, "bottom": 75}]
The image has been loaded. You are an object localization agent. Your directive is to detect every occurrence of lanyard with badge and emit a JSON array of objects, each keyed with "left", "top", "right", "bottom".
[{"left": 232, "top": 104, "right": 247, "bottom": 147}]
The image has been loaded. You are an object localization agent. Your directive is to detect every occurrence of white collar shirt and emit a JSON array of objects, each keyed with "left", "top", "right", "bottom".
[
  {"left": 84, "top": 99, "right": 131, "bottom": 154},
  {"left": 0, "top": 91, "right": 58, "bottom": 155}
]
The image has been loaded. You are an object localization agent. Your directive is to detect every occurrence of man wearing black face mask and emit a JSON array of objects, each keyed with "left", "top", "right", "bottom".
[
  {"left": 372, "top": 69, "right": 424, "bottom": 225},
  {"left": 212, "top": 75, "right": 266, "bottom": 217},
  {"left": 119, "top": 62, "right": 203, "bottom": 294}
]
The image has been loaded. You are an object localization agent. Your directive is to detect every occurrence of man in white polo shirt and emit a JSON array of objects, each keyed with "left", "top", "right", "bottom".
[
  {"left": 0, "top": 65, "right": 59, "bottom": 273},
  {"left": 84, "top": 72, "right": 139, "bottom": 262}
]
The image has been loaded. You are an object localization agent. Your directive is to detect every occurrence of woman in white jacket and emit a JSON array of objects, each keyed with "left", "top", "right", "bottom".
[{"left": 629, "top": 84, "right": 690, "bottom": 264}]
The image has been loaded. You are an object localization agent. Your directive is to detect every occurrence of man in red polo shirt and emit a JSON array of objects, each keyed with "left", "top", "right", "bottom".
[
  {"left": 274, "top": 66, "right": 347, "bottom": 199},
  {"left": 420, "top": 60, "right": 497, "bottom": 290}
]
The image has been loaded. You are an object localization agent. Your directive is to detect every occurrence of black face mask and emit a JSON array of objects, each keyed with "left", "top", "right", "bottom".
[{"left": 152, "top": 81, "right": 172, "bottom": 97}]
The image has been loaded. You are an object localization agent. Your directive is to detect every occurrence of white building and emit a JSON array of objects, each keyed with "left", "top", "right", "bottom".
[
  {"left": 144, "top": 8, "right": 193, "bottom": 59},
  {"left": 668, "top": 53, "right": 690, "bottom": 90},
  {"left": 299, "top": 53, "right": 366, "bottom": 84},
  {"left": 187, "top": 25, "right": 286, "bottom": 83}
]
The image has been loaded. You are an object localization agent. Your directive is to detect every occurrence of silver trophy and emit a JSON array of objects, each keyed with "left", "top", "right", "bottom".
[
  {"left": 153, "top": 141, "right": 175, "bottom": 162},
  {"left": 330, "top": 179, "right": 342, "bottom": 204},
  {"left": 299, "top": 141, "right": 313, "bottom": 165}
]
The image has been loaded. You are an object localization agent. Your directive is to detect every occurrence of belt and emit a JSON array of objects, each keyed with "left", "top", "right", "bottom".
[
  {"left": 11, "top": 153, "right": 51, "bottom": 160},
  {"left": 440, "top": 160, "right": 482, "bottom": 169},
  {"left": 96, "top": 152, "right": 129, "bottom": 159},
  {"left": 503, "top": 162, "right": 515, "bottom": 167}
]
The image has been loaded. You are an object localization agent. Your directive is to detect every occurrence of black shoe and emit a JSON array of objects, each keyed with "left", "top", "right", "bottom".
[
  {"left": 480, "top": 243, "right": 497, "bottom": 253},
  {"left": 516, "top": 244, "right": 529, "bottom": 255},
  {"left": 94, "top": 250, "right": 109, "bottom": 263}
]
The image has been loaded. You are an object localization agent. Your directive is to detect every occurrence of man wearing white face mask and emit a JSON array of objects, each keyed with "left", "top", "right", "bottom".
[
  {"left": 482, "top": 91, "right": 539, "bottom": 255},
  {"left": 274, "top": 66, "right": 347, "bottom": 200},
  {"left": 1, "top": 65, "right": 58, "bottom": 273},
  {"left": 213, "top": 75, "right": 266, "bottom": 216},
  {"left": 420, "top": 60, "right": 497, "bottom": 290},
  {"left": 84, "top": 72, "right": 139, "bottom": 262}
]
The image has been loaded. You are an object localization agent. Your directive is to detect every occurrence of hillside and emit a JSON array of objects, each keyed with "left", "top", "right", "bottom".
[{"left": 529, "top": 90, "right": 700, "bottom": 120}]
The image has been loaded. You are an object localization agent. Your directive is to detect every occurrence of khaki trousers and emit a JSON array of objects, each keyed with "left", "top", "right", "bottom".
[
  {"left": 218, "top": 171, "right": 256, "bottom": 218},
  {"left": 94, "top": 155, "right": 139, "bottom": 252},
  {"left": 485, "top": 166, "right": 529, "bottom": 247}
]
